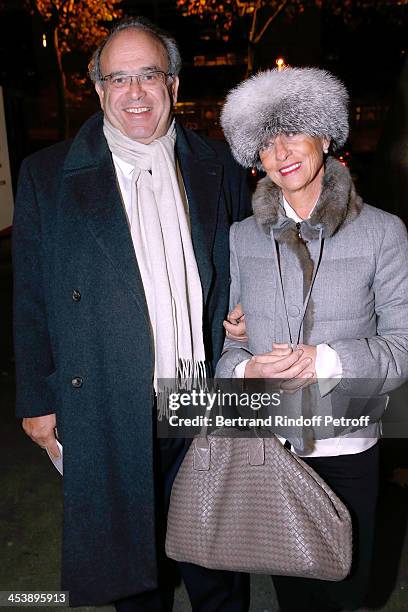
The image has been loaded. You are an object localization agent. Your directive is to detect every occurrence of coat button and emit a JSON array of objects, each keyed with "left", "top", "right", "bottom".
[
  {"left": 71, "top": 376, "right": 83, "bottom": 388},
  {"left": 288, "top": 305, "right": 300, "bottom": 317},
  {"left": 72, "top": 290, "right": 81, "bottom": 302}
]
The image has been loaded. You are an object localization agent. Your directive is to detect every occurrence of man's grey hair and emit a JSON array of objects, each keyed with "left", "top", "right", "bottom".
[
  {"left": 221, "top": 67, "right": 349, "bottom": 169},
  {"left": 89, "top": 16, "right": 182, "bottom": 83}
]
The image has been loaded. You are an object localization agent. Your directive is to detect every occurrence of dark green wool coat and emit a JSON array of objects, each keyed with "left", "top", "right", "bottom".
[{"left": 13, "top": 112, "right": 251, "bottom": 606}]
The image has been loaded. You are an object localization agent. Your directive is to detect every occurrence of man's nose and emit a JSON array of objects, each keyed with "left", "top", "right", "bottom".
[
  {"left": 275, "top": 136, "right": 290, "bottom": 161},
  {"left": 128, "top": 76, "right": 145, "bottom": 96}
]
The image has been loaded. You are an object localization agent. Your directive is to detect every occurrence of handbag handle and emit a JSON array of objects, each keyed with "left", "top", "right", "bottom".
[
  {"left": 193, "top": 436, "right": 265, "bottom": 471},
  {"left": 192, "top": 382, "right": 266, "bottom": 471}
]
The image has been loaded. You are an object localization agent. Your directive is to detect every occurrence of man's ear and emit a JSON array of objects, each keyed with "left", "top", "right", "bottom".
[
  {"left": 95, "top": 82, "right": 104, "bottom": 109},
  {"left": 170, "top": 76, "right": 179, "bottom": 106}
]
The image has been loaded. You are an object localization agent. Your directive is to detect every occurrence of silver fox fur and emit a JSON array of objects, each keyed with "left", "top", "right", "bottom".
[{"left": 221, "top": 67, "right": 349, "bottom": 169}]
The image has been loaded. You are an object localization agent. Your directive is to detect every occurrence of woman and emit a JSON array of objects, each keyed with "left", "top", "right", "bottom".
[{"left": 217, "top": 68, "right": 408, "bottom": 611}]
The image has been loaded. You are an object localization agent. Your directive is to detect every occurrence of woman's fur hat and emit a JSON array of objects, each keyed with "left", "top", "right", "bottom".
[{"left": 221, "top": 67, "right": 349, "bottom": 169}]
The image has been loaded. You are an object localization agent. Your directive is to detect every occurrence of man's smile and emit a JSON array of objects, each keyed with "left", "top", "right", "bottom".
[{"left": 123, "top": 106, "right": 151, "bottom": 114}]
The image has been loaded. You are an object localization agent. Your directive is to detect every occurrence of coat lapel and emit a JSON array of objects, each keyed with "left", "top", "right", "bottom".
[
  {"left": 176, "top": 124, "right": 222, "bottom": 303},
  {"left": 61, "top": 115, "right": 221, "bottom": 319},
  {"left": 61, "top": 113, "right": 151, "bottom": 327}
]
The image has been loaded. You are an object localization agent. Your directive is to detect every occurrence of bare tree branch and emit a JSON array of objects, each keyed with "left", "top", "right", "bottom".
[
  {"left": 254, "top": 0, "right": 289, "bottom": 45},
  {"left": 28, "top": 0, "right": 41, "bottom": 18},
  {"left": 248, "top": 6, "right": 259, "bottom": 43}
]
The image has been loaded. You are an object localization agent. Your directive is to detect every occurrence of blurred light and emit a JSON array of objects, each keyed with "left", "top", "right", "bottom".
[
  {"left": 42, "top": 33, "right": 47, "bottom": 48},
  {"left": 276, "top": 57, "right": 286, "bottom": 71}
]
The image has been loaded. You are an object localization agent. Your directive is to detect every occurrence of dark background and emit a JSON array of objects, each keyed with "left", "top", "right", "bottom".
[
  {"left": 1, "top": 0, "right": 407, "bottom": 194},
  {"left": 1, "top": 1, "right": 407, "bottom": 610}
]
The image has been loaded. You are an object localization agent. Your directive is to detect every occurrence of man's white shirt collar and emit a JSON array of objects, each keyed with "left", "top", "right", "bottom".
[{"left": 112, "top": 153, "right": 134, "bottom": 177}]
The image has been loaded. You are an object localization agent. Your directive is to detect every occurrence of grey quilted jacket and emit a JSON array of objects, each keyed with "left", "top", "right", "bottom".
[{"left": 216, "top": 158, "right": 408, "bottom": 445}]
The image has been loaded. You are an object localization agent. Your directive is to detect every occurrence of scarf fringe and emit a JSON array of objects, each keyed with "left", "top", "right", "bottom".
[{"left": 157, "top": 359, "right": 208, "bottom": 421}]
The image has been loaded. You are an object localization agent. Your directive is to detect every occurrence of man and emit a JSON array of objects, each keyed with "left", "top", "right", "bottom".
[{"left": 13, "top": 17, "right": 251, "bottom": 610}]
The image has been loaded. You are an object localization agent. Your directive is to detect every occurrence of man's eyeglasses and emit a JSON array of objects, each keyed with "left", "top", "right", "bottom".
[{"left": 100, "top": 70, "right": 173, "bottom": 89}]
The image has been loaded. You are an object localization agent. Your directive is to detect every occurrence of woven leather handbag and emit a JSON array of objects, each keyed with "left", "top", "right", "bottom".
[{"left": 165, "top": 432, "right": 352, "bottom": 581}]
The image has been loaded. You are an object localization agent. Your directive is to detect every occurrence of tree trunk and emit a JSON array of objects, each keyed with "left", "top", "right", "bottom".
[
  {"left": 50, "top": 24, "right": 69, "bottom": 139},
  {"left": 246, "top": 8, "right": 258, "bottom": 77},
  {"left": 246, "top": 42, "right": 255, "bottom": 77},
  {"left": 245, "top": 0, "right": 289, "bottom": 77}
]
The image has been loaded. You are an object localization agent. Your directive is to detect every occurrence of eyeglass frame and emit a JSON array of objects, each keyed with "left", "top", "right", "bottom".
[{"left": 100, "top": 70, "right": 174, "bottom": 88}]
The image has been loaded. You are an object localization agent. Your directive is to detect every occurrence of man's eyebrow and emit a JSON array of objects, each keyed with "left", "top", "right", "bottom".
[
  {"left": 140, "top": 65, "right": 164, "bottom": 72},
  {"left": 111, "top": 65, "right": 164, "bottom": 75}
]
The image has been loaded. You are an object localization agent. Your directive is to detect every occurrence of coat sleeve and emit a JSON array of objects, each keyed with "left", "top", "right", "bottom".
[
  {"left": 13, "top": 158, "right": 56, "bottom": 418},
  {"left": 330, "top": 214, "right": 408, "bottom": 395},
  {"left": 215, "top": 222, "right": 253, "bottom": 378}
]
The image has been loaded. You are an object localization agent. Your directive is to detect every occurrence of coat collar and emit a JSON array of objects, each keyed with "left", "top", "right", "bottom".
[
  {"left": 61, "top": 113, "right": 151, "bottom": 326},
  {"left": 252, "top": 157, "right": 363, "bottom": 241},
  {"left": 175, "top": 123, "right": 223, "bottom": 301},
  {"left": 63, "top": 111, "right": 108, "bottom": 171},
  {"left": 61, "top": 113, "right": 222, "bottom": 305}
]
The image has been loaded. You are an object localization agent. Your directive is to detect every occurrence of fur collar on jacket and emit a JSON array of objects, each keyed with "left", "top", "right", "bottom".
[{"left": 252, "top": 156, "right": 363, "bottom": 239}]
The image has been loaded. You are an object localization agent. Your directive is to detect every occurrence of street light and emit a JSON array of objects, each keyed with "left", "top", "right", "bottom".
[{"left": 276, "top": 57, "right": 286, "bottom": 70}]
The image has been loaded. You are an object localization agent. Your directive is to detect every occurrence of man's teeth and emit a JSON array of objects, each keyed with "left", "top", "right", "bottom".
[
  {"left": 280, "top": 162, "right": 301, "bottom": 175},
  {"left": 125, "top": 107, "right": 149, "bottom": 114}
]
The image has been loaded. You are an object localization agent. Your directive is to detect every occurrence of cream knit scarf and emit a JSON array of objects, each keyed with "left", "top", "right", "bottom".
[{"left": 103, "top": 119, "right": 206, "bottom": 403}]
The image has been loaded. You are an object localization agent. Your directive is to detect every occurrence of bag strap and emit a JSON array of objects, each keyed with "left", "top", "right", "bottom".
[{"left": 271, "top": 227, "right": 324, "bottom": 348}]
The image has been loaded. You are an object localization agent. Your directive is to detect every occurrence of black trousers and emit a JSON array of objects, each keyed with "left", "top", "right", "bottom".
[
  {"left": 114, "top": 438, "right": 250, "bottom": 612},
  {"left": 272, "top": 444, "right": 379, "bottom": 612}
]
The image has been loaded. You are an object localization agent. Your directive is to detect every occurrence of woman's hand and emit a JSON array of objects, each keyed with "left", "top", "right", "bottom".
[{"left": 245, "top": 343, "right": 315, "bottom": 391}]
